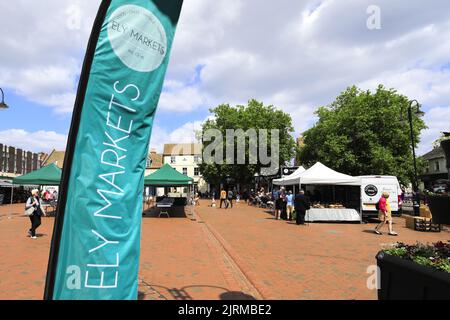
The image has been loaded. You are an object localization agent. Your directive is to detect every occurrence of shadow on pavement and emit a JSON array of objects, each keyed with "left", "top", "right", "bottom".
[
  {"left": 142, "top": 206, "right": 190, "bottom": 219},
  {"left": 138, "top": 282, "right": 257, "bottom": 301},
  {"left": 219, "top": 291, "right": 257, "bottom": 300}
]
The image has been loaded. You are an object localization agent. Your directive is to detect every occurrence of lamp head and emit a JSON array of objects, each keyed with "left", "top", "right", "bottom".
[
  {"left": 415, "top": 109, "right": 425, "bottom": 118},
  {"left": 0, "top": 88, "right": 8, "bottom": 109},
  {"left": 410, "top": 100, "right": 424, "bottom": 117}
]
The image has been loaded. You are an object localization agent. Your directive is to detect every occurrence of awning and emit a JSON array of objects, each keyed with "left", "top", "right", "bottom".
[
  {"left": 299, "top": 162, "right": 361, "bottom": 186},
  {"left": 273, "top": 166, "right": 306, "bottom": 186},
  {"left": 12, "top": 163, "right": 62, "bottom": 186},
  {"left": 144, "top": 164, "right": 194, "bottom": 187},
  {"left": 274, "top": 162, "right": 361, "bottom": 186}
]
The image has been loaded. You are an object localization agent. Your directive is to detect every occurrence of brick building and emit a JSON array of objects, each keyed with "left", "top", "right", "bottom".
[{"left": 0, "top": 143, "right": 42, "bottom": 178}]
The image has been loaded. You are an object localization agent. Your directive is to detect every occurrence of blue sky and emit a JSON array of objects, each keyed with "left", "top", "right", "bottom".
[{"left": 1, "top": 0, "right": 450, "bottom": 155}]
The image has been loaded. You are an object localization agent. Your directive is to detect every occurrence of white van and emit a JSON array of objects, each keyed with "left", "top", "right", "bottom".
[{"left": 359, "top": 176, "right": 403, "bottom": 218}]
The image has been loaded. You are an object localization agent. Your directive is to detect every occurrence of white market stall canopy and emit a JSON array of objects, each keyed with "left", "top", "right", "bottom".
[
  {"left": 274, "top": 162, "right": 361, "bottom": 186},
  {"left": 273, "top": 166, "right": 306, "bottom": 186},
  {"left": 299, "top": 162, "right": 361, "bottom": 186}
]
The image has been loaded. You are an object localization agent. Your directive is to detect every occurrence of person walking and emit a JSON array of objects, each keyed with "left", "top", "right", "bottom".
[
  {"left": 294, "top": 190, "right": 310, "bottom": 225},
  {"left": 286, "top": 190, "right": 294, "bottom": 221},
  {"left": 194, "top": 193, "right": 200, "bottom": 206},
  {"left": 273, "top": 188, "right": 281, "bottom": 220},
  {"left": 220, "top": 188, "right": 227, "bottom": 209},
  {"left": 25, "top": 189, "right": 45, "bottom": 239},
  {"left": 227, "top": 189, "right": 234, "bottom": 209},
  {"left": 374, "top": 192, "right": 398, "bottom": 236},
  {"left": 280, "top": 187, "right": 287, "bottom": 220}
]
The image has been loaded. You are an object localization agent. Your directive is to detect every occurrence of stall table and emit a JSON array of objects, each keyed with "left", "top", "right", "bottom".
[
  {"left": 156, "top": 198, "right": 175, "bottom": 218},
  {"left": 41, "top": 200, "right": 57, "bottom": 215},
  {"left": 305, "top": 208, "right": 361, "bottom": 222}
]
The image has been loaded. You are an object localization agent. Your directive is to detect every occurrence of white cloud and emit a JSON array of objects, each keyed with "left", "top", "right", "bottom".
[
  {"left": 159, "top": 82, "right": 209, "bottom": 112},
  {"left": 0, "top": 0, "right": 101, "bottom": 113},
  {"left": 0, "top": 129, "right": 67, "bottom": 153},
  {"left": 1, "top": 0, "right": 450, "bottom": 156},
  {"left": 149, "top": 120, "right": 206, "bottom": 153},
  {"left": 359, "top": 68, "right": 450, "bottom": 108}
]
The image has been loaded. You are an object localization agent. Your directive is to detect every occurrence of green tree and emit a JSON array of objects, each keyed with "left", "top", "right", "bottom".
[
  {"left": 299, "top": 85, "right": 427, "bottom": 185},
  {"left": 199, "top": 99, "right": 296, "bottom": 186}
]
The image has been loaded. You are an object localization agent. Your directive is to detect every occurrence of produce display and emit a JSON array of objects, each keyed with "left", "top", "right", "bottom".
[{"left": 311, "top": 203, "right": 346, "bottom": 209}]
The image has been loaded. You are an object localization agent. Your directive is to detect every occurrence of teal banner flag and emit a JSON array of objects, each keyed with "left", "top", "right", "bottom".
[{"left": 44, "top": 0, "right": 183, "bottom": 300}]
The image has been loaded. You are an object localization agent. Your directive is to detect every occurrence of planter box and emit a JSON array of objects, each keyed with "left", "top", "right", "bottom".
[
  {"left": 428, "top": 196, "right": 450, "bottom": 225},
  {"left": 376, "top": 252, "right": 450, "bottom": 300}
]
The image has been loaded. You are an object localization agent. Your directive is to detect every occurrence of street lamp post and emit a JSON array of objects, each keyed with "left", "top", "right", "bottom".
[
  {"left": 403, "top": 100, "right": 424, "bottom": 216},
  {"left": 0, "top": 88, "right": 9, "bottom": 109}
]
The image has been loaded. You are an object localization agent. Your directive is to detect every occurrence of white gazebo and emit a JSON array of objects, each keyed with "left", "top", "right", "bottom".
[
  {"left": 297, "top": 162, "right": 361, "bottom": 186},
  {"left": 272, "top": 166, "right": 306, "bottom": 186},
  {"left": 302, "top": 163, "right": 362, "bottom": 222},
  {"left": 274, "top": 162, "right": 362, "bottom": 223}
]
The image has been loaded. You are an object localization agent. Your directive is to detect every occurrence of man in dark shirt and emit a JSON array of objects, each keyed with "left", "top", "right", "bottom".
[
  {"left": 227, "top": 189, "right": 234, "bottom": 209},
  {"left": 294, "top": 190, "right": 310, "bottom": 225}
]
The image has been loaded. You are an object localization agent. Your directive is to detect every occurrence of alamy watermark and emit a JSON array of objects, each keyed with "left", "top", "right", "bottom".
[
  {"left": 367, "top": 5, "right": 382, "bottom": 30},
  {"left": 169, "top": 129, "right": 280, "bottom": 175},
  {"left": 366, "top": 265, "right": 381, "bottom": 290}
]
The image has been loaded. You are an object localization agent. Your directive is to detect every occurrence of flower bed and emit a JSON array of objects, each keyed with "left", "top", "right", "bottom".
[
  {"left": 377, "top": 242, "right": 450, "bottom": 300},
  {"left": 383, "top": 242, "right": 450, "bottom": 273}
]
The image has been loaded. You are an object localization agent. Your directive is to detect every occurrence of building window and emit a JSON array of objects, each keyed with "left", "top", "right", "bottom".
[
  {"left": 194, "top": 167, "right": 200, "bottom": 176},
  {"left": 183, "top": 168, "right": 188, "bottom": 175},
  {"left": 194, "top": 156, "right": 200, "bottom": 163},
  {"left": 435, "top": 161, "right": 440, "bottom": 172},
  {"left": 171, "top": 156, "right": 176, "bottom": 164}
]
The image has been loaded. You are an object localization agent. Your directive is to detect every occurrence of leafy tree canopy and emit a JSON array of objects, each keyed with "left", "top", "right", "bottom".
[
  {"left": 199, "top": 99, "right": 296, "bottom": 185},
  {"left": 299, "top": 85, "right": 427, "bottom": 185}
]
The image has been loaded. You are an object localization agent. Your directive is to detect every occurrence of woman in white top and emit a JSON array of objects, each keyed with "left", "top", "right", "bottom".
[{"left": 25, "top": 189, "right": 45, "bottom": 239}]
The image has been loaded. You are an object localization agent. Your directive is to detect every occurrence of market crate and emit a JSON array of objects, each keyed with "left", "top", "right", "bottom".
[
  {"left": 414, "top": 217, "right": 441, "bottom": 233},
  {"left": 404, "top": 215, "right": 441, "bottom": 232}
]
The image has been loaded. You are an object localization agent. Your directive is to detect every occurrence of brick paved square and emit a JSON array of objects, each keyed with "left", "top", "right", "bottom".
[{"left": 0, "top": 202, "right": 448, "bottom": 300}]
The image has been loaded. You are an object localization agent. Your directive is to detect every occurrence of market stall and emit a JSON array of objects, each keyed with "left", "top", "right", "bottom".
[
  {"left": 301, "top": 163, "right": 362, "bottom": 222},
  {"left": 12, "top": 163, "right": 62, "bottom": 211},
  {"left": 274, "top": 162, "right": 362, "bottom": 222},
  {"left": 12, "top": 163, "right": 61, "bottom": 186},
  {"left": 144, "top": 164, "right": 194, "bottom": 217}
]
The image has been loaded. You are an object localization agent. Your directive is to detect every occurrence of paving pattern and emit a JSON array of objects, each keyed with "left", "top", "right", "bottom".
[
  {"left": 194, "top": 201, "right": 449, "bottom": 300},
  {"left": 0, "top": 202, "right": 448, "bottom": 300}
]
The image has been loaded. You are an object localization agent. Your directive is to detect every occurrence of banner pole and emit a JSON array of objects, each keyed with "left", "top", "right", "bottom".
[{"left": 43, "top": 0, "right": 113, "bottom": 300}]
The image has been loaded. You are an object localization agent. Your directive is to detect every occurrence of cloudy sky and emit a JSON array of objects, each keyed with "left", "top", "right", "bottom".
[{"left": 0, "top": 0, "right": 449, "bottom": 156}]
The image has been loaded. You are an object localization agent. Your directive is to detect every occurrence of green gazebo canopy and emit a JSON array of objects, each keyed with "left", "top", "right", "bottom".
[
  {"left": 144, "top": 164, "right": 194, "bottom": 187},
  {"left": 13, "top": 163, "right": 62, "bottom": 186}
]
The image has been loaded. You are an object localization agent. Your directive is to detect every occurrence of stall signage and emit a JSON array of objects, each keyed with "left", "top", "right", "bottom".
[{"left": 364, "top": 185, "right": 378, "bottom": 197}]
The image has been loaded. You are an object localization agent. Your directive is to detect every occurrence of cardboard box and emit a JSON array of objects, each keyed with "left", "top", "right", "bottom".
[
  {"left": 405, "top": 215, "right": 416, "bottom": 230},
  {"left": 420, "top": 205, "right": 432, "bottom": 219}
]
